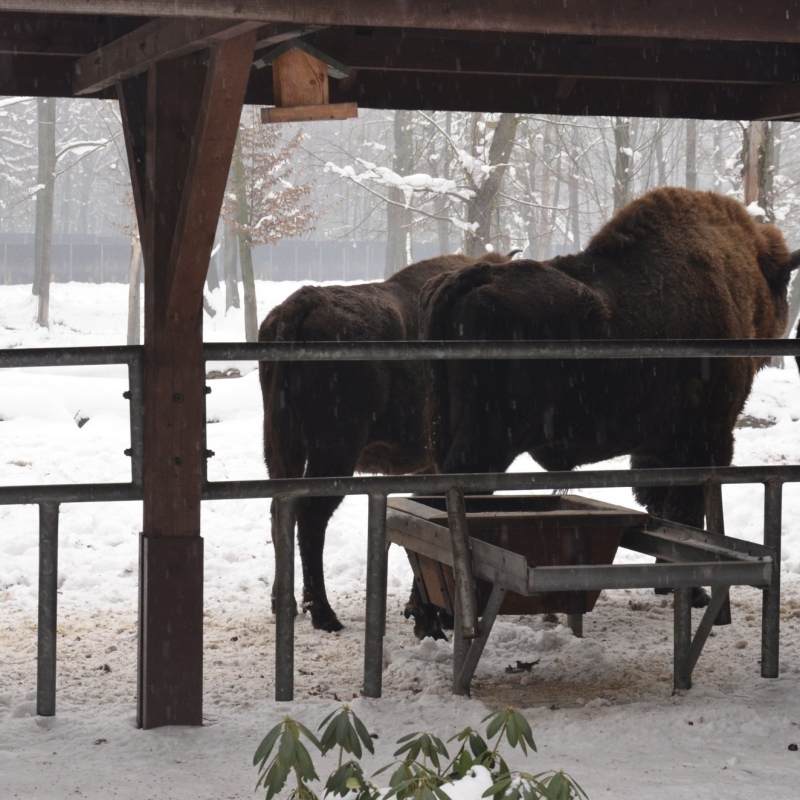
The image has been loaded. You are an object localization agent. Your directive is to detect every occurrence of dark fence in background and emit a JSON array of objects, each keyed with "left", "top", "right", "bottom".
[{"left": 0, "top": 234, "right": 442, "bottom": 284}]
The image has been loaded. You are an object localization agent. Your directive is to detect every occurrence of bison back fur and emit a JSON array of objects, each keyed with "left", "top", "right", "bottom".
[
  {"left": 422, "top": 187, "right": 799, "bottom": 532},
  {"left": 259, "top": 251, "right": 515, "bottom": 632}
]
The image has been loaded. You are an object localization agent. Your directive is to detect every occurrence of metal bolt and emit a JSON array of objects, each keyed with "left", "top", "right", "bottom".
[
  {"left": 205, "top": 450, "right": 215, "bottom": 459},
  {"left": 124, "top": 448, "right": 132, "bottom": 457},
  {"left": 205, "top": 386, "right": 212, "bottom": 395},
  {"left": 122, "top": 391, "right": 131, "bottom": 399}
]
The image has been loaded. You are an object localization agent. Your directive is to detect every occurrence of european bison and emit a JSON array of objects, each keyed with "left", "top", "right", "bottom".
[
  {"left": 417, "top": 187, "right": 799, "bottom": 632},
  {"left": 259, "top": 251, "right": 516, "bottom": 633}
]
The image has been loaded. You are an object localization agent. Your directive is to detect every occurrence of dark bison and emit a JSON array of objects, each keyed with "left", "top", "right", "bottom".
[
  {"left": 418, "top": 187, "right": 799, "bottom": 628},
  {"left": 259, "top": 251, "right": 516, "bottom": 633}
]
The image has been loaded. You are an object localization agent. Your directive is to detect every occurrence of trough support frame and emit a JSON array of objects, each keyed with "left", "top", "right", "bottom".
[
  {"left": 453, "top": 584, "right": 507, "bottom": 696},
  {"left": 117, "top": 29, "right": 256, "bottom": 729},
  {"left": 673, "top": 581, "right": 733, "bottom": 691},
  {"left": 446, "top": 488, "right": 480, "bottom": 639}
]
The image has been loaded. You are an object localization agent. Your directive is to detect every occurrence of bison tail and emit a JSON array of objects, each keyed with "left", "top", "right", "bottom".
[
  {"left": 257, "top": 295, "right": 320, "bottom": 481},
  {"left": 789, "top": 249, "right": 800, "bottom": 271}
]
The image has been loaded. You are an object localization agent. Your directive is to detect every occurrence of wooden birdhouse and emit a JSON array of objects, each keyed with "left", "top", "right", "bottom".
[{"left": 255, "top": 38, "right": 358, "bottom": 124}]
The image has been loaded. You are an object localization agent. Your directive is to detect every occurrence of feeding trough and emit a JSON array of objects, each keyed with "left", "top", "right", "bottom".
[
  {"left": 386, "top": 491, "right": 775, "bottom": 696},
  {"left": 389, "top": 494, "right": 647, "bottom": 617}
]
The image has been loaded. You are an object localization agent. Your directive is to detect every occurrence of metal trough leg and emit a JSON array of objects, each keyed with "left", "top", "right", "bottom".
[
  {"left": 274, "top": 496, "right": 296, "bottom": 701},
  {"left": 761, "top": 480, "right": 782, "bottom": 679},
  {"left": 37, "top": 502, "right": 59, "bottom": 717},
  {"left": 455, "top": 584, "right": 507, "bottom": 696},
  {"left": 673, "top": 587, "right": 692, "bottom": 691},
  {"left": 363, "top": 493, "right": 388, "bottom": 698},
  {"left": 566, "top": 613, "right": 583, "bottom": 638},
  {"left": 446, "top": 488, "right": 479, "bottom": 639},
  {"left": 704, "top": 479, "right": 732, "bottom": 626}
]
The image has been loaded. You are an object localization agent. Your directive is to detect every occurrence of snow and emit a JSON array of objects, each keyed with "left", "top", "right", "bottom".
[{"left": 2, "top": 280, "right": 800, "bottom": 799}]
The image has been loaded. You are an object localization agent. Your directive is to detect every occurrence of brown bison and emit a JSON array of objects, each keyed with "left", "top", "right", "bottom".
[
  {"left": 259, "top": 251, "right": 516, "bottom": 633},
  {"left": 416, "top": 188, "right": 799, "bottom": 633}
]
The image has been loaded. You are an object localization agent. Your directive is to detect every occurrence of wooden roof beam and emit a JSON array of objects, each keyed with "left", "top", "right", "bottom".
[
  {"left": 73, "top": 17, "right": 263, "bottom": 96},
  {"left": 303, "top": 29, "right": 800, "bottom": 86},
  {"left": 4, "top": 1, "right": 800, "bottom": 45}
]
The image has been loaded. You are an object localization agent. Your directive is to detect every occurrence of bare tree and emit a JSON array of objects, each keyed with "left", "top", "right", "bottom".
[
  {"left": 385, "top": 110, "right": 415, "bottom": 277},
  {"left": 222, "top": 111, "right": 317, "bottom": 338},
  {"left": 685, "top": 119, "right": 698, "bottom": 189},
  {"left": 463, "top": 113, "right": 518, "bottom": 256},
  {"left": 612, "top": 116, "right": 633, "bottom": 211},
  {"left": 33, "top": 97, "right": 56, "bottom": 327}
]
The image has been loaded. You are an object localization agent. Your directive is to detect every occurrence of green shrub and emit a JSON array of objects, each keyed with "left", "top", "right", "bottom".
[{"left": 254, "top": 706, "right": 587, "bottom": 800}]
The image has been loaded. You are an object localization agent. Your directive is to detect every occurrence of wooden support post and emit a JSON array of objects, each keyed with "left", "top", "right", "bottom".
[{"left": 118, "top": 30, "right": 256, "bottom": 729}]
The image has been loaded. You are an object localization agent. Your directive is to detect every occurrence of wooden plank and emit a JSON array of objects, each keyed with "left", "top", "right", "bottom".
[
  {"left": 318, "top": 70, "right": 793, "bottom": 121},
  {"left": 261, "top": 101, "right": 357, "bottom": 123},
  {"left": 4, "top": 2, "right": 800, "bottom": 45},
  {"left": 117, "top": 72, "right": 148, "bottom": 258},
  {"left": 303, "top": 28, "right": 800, "bottom": 86},
  {"left": 73, "top": 17, "right": 262, "bottom": 96}
]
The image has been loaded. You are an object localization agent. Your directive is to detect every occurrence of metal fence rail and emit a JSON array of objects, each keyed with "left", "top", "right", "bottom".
[{"left": 2, "top": 337, "right": 799, "bottom": 711}]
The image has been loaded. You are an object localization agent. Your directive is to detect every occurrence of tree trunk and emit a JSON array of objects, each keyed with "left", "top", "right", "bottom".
[
  {"left": 742, "top": 121, "right": 773, "bottom": 218},
  {"left": 224, "top": 220, "right": 240, "bottom": 310},
  {"left": 385, "top": 110, "right": 415, "bottom": 277},
  {"left": 436, "top": 111, "right": 453, "bottom": 254},
  {"left": 685, "top": 119, "right": 698, "bottom": 190},
  {"left": 126, "top": 233, "right": 143, "bottom": 345},
  {"left": 33, "top": 97, "right": 56, "bottom": 330},
  {"left": 464, "top": 112, "right": 518, "bottom": 256},
  {"left": 536, "top": 119, "right": 555, "bottom": 260},
  {"left": 613, "top": 116, "right": 633, "bottom": 211},
  {"left": 207, "top": 227, "right": 221, "bottom": 292},
  {"left": 569, "top": 175, "right": 581, "bottom": 251},
  {"left": 655, "top": 122, "right": 667, "bottom": 186},
  {"left": 231, "top": 134, "right": 258, "bottom": 341}
]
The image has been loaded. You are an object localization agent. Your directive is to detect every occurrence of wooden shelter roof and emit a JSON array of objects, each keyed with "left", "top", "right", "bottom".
[{"left": 3, "top": 1, "right": 800, "bottom": 119}]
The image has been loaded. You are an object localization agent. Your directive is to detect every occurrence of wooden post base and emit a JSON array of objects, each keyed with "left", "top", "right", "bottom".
[{"left": 138, "top": 534, "right": 204, "bottom": 729}]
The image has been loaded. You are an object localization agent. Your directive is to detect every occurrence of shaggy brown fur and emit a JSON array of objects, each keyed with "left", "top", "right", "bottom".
[
  {"left": 419, "top": 188, "right": 799, "bottom": 635},
  {"left": 259, "top": 251, "right": 515, "bottom": 632}
]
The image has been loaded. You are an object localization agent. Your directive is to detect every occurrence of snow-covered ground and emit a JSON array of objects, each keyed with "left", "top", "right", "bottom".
[{"left": 2, "top": 280, "right": 800, "bottom": 799}]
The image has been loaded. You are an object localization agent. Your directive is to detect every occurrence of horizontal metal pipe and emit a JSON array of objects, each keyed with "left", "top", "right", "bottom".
[
  {"left": 0, "top": 345, "right": 142, "bottom": 369},
  {"left": 3, "top": 465, "right": 798, "bottom": 508},
  {"left": 0, "top": 483, "right": 141, "bottom": 505},
  {"left": 203, "top": 338, "right": 800, "bottom": 362},
  {"left": 203, "top": 464, "right": 800, "bottom": 501},
  {"left": 526, "top": 560, "right": 771, "bottom": 593}
]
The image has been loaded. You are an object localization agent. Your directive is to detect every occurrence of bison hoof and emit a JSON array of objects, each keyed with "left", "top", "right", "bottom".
[
  {"left": 691, "top": 587, "right": 711, "bottom": 608},
  {"left": 404, "top": 602, "right": 449, "bottom": 641},
  {"left": 303, "top": 600, "right": 344, "bottom": 633},
  {"left": 652, "top": 586, "right": 711, "bottom": 608}
]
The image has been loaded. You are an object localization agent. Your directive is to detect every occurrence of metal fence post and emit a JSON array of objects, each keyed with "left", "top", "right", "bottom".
[
  {"left": 363, "top": 493, "right": 388, "bottom": 698},
  {"left": 37, "top": 502, "right": 59, "bottom": 717},
  {"left": 673, "top": 587, "right": 692, "bottom": 691},
  {"left": 274, "top": 496, "right": 296, "bottom": 701},
  {"left": 762, "top": 479, "right": 783, "bottom": 678}
]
